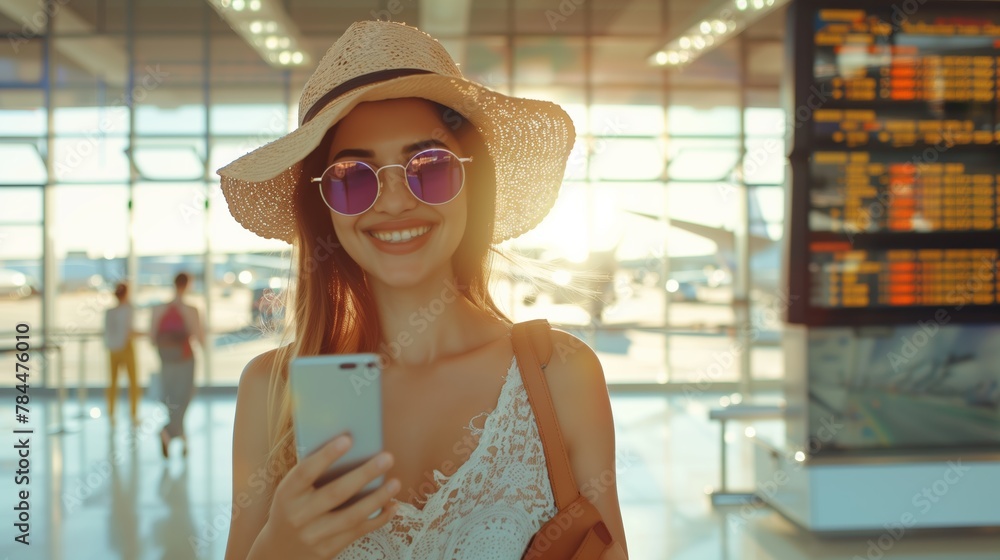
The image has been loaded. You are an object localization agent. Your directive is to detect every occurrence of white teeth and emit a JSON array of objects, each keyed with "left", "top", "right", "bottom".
[{"left": 370, "top": 226, "right": 431, "bottom": 243}]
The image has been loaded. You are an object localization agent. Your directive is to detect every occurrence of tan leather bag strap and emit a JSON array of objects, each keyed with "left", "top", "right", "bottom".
[{"left": 512, "top": 319, "right": 579, "bottom": 510}]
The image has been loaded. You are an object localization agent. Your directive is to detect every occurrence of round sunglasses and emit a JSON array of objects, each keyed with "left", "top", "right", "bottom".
[{"left": 311, "top": 148, "right": 473, "bottom": 216}]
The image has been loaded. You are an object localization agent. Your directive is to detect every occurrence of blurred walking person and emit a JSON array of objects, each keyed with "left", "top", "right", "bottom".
[
  {"left": 104, "top": 281, "right": 139, "bottom": 425},
  {"left": 150, "top": 272, "right": 205, "bottom": 457}
]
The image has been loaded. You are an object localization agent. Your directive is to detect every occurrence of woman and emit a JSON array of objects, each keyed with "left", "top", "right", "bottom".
[
  {"left": 150, "top": 271, "right": 205, "bottom": 457},
  {"left": 104, "top": 281, "right": 139, "bottom": 425},
  {"left": 220, "top": 21, "right": 627, "bottom": 560}
]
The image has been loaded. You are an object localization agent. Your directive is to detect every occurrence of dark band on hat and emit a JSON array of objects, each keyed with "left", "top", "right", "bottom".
[{"left": 300, "top": 68, "right": 433, "bottom": 124}]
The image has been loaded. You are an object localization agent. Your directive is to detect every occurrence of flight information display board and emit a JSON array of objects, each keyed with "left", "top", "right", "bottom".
[
  {"left": 810, "top": 151, "right": 999, "bottom": 234},
  {"left": 787, "top": 1, "right": 1000, "bottom": 325},
  {"left": 810, "top": 245, "right": 999, "bottom": 308}
]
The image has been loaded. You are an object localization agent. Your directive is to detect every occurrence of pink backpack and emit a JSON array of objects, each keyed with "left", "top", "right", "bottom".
[{"left": 155, "top": 304, "right": 192, "bottom": 361}]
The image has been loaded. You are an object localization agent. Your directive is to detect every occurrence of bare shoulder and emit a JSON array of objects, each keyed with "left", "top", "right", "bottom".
[
  {"left": 543, "top": 329, "right": 609, "bottom": 397},
  {"left": 539, "top": 330, "right": 629, "bottom": 556},
  {"left": 234, "top": 347, "right": 286, "bottom": 452},
  {"left": 238, "top": 347, "right": 282, "bottom": 400},
  {"left": 539, "top": 329, "right": 612, "bottom": 453},
  {"left": 227, "top": 347, "right": 285, "bottom": 560}
]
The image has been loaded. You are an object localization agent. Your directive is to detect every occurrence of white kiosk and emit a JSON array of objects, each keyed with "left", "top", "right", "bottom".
[{"left": 756, "top": 0, "right": 1000, "bottom": 533}]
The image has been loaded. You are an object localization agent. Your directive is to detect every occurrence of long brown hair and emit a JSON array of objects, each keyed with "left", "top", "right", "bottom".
[{"left": 261, "top": 100, "right": 508, "bottom": 487}]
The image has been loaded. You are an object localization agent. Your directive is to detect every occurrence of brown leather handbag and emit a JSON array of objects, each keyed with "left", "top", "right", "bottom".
[{"left": 512, "top": 319, "right": 616, "bottom": 560}]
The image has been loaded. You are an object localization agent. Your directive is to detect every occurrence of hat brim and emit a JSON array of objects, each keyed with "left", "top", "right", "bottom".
[{"left": 217, "top": 74, "right": 575, "bottom": 245}]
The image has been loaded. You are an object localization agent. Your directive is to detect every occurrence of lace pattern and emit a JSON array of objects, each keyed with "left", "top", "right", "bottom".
[{"left": 334, "top": 355, "right": 557, "bottom": 560}]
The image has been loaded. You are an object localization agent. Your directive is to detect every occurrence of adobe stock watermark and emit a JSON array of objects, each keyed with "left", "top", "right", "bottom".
[
  {"left": 887, "top": 255, "right": 995, "bottom": 371},
  {"left": 565, "top": 115, "right": 626, "bottom": 178},
  {"left": 729, "top": 412, "right": 845, "bottom": 531},
  {"left": 886, "top": 0, "right": 931, "bottom": 32},
  {"left": 189, "top": 444, "right": 298, "bottom": 554},
  {"left": 580, "top": 448, "right": 638, "bottom": 504},
  {"left": 843, "top": 131, "right": 959, "bottom": 244},
  {"left": 371, "top": 0, "right": 415, "bottom": 22},
  {"left": 523, "top": 448, "right": 637, "bottom": 558},
  {"left": 47, "top": 270, "right": 127, "bottom": 354},
  {"left": 887, "top": 309, "right": 950, "bottom": 372},
  {"left": 56, "top": 65, "right": 171, "bottom": 176},
  {"left": 6, "top": 0, "right": 71, "bottom": 53},
  {"left": 683, "top": 288, "right": 799, "bottom": 402},
  {"left": 721, "top": 82, "right": 833, "bottom": 203},
  {"left": 240, "top": 109, "right": 291, "bottom": 153},
  {"left": 853, "top": 460, "right": 971, "bottom": 560},
  {"left": 62, "top": 405, "right": 170, "bottom": 513},
  {"left": 349, "top": 277, "right": 467, "bottom": 393},
  {"left": 545, "top": 0, "right": 586, "bottom": 31},
  {"left": 301, "top": 234, "right": 342, "bottom": 275},
  {"left": 947, "top": 256, "right": 997, "bottom": 312}
]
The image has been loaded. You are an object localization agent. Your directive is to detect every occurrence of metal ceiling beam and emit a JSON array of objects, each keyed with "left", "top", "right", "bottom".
[{"left": 0, "top": 0, "right": 128, "bottom": 86}]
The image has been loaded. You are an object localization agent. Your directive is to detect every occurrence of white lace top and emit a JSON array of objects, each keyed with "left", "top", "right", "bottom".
[{"left": 334, "top": 355, "right": 557, "bottom": 560}]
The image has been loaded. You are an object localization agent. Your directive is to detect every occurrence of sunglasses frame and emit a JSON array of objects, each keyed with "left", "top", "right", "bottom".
[{"left": 311, "top": 147, "right": 473, "bottom": 216}]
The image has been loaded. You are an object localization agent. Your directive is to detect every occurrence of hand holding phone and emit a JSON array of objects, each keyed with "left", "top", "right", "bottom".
[
  {"left": 250, "top": 436, "right": 401, "bottom": 560},
  {"left": 290, "top": 353, "right": 386, "bottom": 507},
  {"left": 247, "top": 354, "right": 399, "bottom": 560}
]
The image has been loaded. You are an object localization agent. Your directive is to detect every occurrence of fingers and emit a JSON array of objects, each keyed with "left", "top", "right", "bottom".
[
  {"left": 301, "top": 479, "right": 402, "bottom": 551},
  {"left": 312, "top": 501, "right": 400, "bottom": 559},
  {"left": 346, "top": 495, "right": 401, "bottom": 539},
  {"left": 280, "top": 435, "right": 352, "bottom": 496},
  {"left": 299, "top": 451, "right": 395, "bottom": 522}
]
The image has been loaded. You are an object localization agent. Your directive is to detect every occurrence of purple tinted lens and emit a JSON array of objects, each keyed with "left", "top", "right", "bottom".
[
  {"left": 321, "top": 162, "right": 378, "bottom": 215},
  {"left": 407, "top": 150, "right": 463, "bottom": 204}
]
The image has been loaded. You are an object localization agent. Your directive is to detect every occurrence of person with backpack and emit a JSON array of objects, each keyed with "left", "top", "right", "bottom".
[{"left": 150, "top": 271, "right": 205, "bottom": 458}]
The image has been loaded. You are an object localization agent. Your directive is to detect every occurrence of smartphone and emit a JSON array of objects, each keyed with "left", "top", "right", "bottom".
[{"left": 290, "top": 353, "right": 383, "bottom": 511}]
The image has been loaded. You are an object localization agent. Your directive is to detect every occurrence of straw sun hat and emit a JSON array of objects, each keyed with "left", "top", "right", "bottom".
[{"left": 217, "top": 20, "right": 576, "bottom": 244}]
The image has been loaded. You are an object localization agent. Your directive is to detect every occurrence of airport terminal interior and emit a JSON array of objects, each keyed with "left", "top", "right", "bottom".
[{"left": 1, "top": 0, "right": 999, "bottom": 558}]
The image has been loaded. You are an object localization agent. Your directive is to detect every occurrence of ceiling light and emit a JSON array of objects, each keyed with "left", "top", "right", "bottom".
[
  {"left": 208, "top": 0, "right": 311, "bottom": 68},
  {"left": 649, "top": 0, "right": 790, "bottom": 68}
]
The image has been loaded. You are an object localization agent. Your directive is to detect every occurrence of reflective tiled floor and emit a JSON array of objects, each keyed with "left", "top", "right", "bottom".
[{"left": 1, "top": 393, "right": 997, "bottom": 560}]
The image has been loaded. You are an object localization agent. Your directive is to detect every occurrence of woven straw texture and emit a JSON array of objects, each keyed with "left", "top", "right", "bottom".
[{"left": 217, "top": 20, "right": 575, "bottom": 244}]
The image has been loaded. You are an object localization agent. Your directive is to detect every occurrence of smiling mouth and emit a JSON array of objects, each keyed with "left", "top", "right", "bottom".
[{"left": 367, "top": 225, "right": 432, "bottom": 244}]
